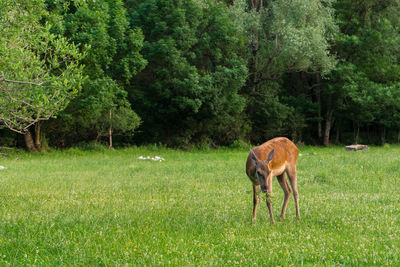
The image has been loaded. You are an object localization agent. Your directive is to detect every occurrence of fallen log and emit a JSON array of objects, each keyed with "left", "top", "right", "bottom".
[{"left": 345, "top": 144, "right": 370, "bottom": 151}]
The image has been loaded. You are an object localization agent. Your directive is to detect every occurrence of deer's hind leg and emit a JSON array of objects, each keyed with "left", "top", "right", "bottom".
[
  {"left": 252, "top": 184, "right": 260, "bottom": 221},
  {"left": 286, "top": 165, "right": 300, "bottom": 220},
  {"left": 277, "top": 173, "right": 291, "bottom": 221}
]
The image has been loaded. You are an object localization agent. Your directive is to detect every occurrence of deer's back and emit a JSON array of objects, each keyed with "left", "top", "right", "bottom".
[{"left": 246, "top": 137, "right": 298, "bottom": 178}]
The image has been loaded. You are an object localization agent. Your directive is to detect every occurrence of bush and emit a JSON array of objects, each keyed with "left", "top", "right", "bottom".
[{"left": 229, "top": 140, "right": 252, "bottom": 150}]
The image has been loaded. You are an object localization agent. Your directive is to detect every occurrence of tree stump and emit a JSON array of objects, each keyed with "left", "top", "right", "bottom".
[{"left": 345, "top": 144, "right": 370, "bottom": 151}]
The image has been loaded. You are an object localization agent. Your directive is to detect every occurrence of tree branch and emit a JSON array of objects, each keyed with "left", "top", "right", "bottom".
[{"left": 0, "top": 77, "right": 44, "bottom": 86}]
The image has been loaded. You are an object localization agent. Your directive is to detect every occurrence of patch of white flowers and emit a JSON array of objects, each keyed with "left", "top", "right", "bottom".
[
  {"left": 0, "top": 166, "right": 6, "bottom": 170},
  {"left": 137, "top": 156, "right": 165, "bottom": 162}
]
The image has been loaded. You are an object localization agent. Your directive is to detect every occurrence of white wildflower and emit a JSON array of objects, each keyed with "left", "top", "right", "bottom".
[{"left": 137, "top": 156, "right": 164, "bottom": 162}]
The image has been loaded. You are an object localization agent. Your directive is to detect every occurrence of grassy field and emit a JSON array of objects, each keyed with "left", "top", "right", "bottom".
[{"left": 0, "top": 145, "right": 399, "bottom": 265}]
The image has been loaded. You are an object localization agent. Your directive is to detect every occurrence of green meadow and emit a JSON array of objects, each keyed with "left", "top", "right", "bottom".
[{"left": 0, "top": 145, "right": 399, "bottom": 265}]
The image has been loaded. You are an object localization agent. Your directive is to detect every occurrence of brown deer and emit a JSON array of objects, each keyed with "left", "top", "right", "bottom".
[{"left": 246, "top": 137, "right": 300, "bottom": 223}]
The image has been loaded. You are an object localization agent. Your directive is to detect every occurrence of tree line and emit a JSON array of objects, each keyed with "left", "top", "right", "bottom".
[{"left": 1, "top": 0, "right": 400, "bottom": 151}]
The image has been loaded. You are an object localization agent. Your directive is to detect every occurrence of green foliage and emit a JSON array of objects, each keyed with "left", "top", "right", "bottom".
[
  {"left": 71, "top": 78, "right": 141, "bottom": 140},
  {"left": 3, "top": 0, "right": 400, "bottom": 148},
  {"left": 246, "top": 81, "right": 293, "bottom": 143},
  {"left": 322, "top": 0, "right": 400, "bottom": 143},
  {"left": 131, "top": 0, "right": 248, "bottom": 147},
  {"left": 0, "top": 0, "right": 84, "bottom": 134},
  {"left": 232, "top": 0, "right": 337, "bottom": 144},
  {"left": 261, "top": 0, "right": 337, "bottom": 76},
  {"left": 46, "top": 0, "right": 146, "bottom": 143}
]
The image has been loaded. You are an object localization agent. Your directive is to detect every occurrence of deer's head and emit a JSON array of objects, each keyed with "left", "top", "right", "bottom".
[{"left": 250, "top": 149, "right": 274, "bottom": 193}]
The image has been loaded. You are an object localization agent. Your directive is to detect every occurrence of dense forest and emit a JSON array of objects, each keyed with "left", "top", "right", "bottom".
[{"left": 1, "top": 0, "right": 400, "bottom": 151}]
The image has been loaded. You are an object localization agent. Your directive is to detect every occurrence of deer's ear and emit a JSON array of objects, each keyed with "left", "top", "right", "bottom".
[
  {"left": 266, "top": 149, "right": 274, "bottom": 163},
  {"left": 250, "top": 150, "right": 258, "bottom": 164}
]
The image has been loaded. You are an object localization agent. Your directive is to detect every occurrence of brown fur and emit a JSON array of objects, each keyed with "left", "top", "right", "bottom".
[{"left": 246, "top": 137, "right": 300, "bottom": 223}]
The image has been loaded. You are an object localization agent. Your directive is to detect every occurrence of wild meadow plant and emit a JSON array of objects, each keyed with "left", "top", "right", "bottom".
[{"left": 0, "top": 145, "right": 399, "bottom": 265}]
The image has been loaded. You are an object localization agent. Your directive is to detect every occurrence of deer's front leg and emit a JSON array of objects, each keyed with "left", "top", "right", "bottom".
[
  {"left": 252, "top": 184, "right": 260, "bottom": 222},
  {"left": 266, "top": 176, "right": 274, "bottom": 224}
]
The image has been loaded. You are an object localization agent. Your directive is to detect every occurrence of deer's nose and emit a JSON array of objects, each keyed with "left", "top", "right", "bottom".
[{"left": 261, "top": 186, "right": 267, "bottom": 193}]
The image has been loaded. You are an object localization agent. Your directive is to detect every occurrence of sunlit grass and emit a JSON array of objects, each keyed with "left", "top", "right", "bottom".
[{"left": 0, "top": 145, "right": 399, "bottom": 265}]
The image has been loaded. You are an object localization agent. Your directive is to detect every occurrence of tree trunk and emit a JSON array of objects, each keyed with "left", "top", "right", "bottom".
[
  {"left": 249, "top": 0, "right": 262, "bottom": 92},
  {"left": 253, "top": 29, "right": 258, "bottom": 85},
  {"left": 323, "top": 92, "right": 333, "bottom": 146},
  {"left": 315, "top": 73, "right": 322, "bottom": 141},
  {"left": 34, "top": 121, "right": 42, "bottom": 152},
  {"left": 323, "top": 110, "right": 333, "bottom": 146},
  {"left": 398, "top": 129, "right": 400, "bottom": 143},
  {"left": 109, "top": 109, "right": 113, "bottom": 150},
  {"left": 95, "top": 132, "right": 101, "bottom": 144},
  {"left": 335, "top": 119, "right": 340, "bottom": 144},
  {"left": 354, "top": 122, "right": 360, "bottom": 144},
  {"left": 61, "top": 136, "right": 65, "bottom": 148},
  {"left": 109, "top": 128, "right": 113, "bottom": 149},
  {"left": 381, "top": 127, "right": 386, "bottom": 145},
  {"left": 24, "top": 129, "right": 38, "bottom": 152},
  {"left": 251, "top": 28, "right": 259, "bottom": 93}
]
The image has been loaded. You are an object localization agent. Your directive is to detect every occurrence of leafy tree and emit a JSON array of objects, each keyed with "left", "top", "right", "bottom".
[
  {"left": 46, "top": 0, "right": 146, "bottom": 148},
  {"left": 130, "top": 0, "right": 248, "bottom": 147},
  {"left": 322, "top": 0, "right": 400, "bottom": 144},
  {"left": 68, "top": 78, "right": 140, "bottom": 147},
  {"left": 232, "top": 0, "right": 337, "bottom": 144},
  {"left": 0, "top": 0, "right": 84, "bottom": 151},
  {"left": 3, "top": 0, "right": 400, "bottom": 149}
]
